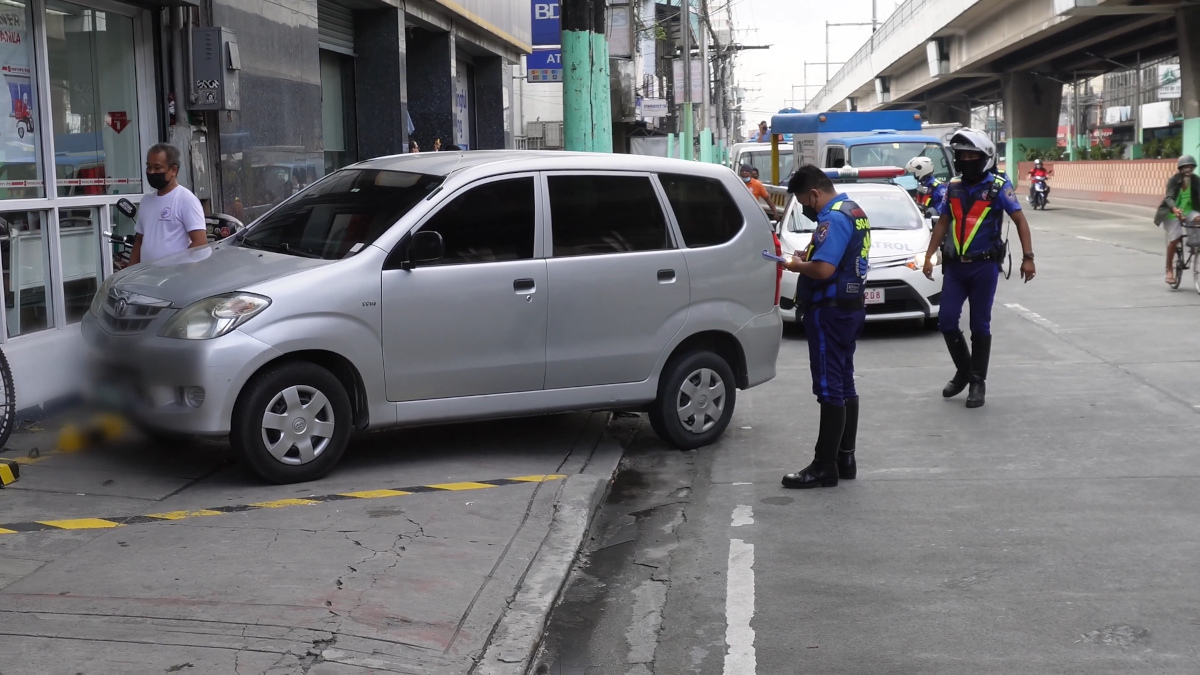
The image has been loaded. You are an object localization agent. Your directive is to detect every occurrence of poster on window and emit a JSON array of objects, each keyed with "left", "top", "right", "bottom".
[
  {"left": 1159, "top": 64, "right": 1181, "bottom": 100},
  {"left": 454, "top": 63, "right": 471, "bottom": 150},
  {"left": 0, "top": 8, "right": 34, "bottom": 165}
]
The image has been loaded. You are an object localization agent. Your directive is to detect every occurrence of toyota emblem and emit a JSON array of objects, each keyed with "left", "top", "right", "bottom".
[{"left": 114, "top": 298, "right": 128, "bottom": 317}]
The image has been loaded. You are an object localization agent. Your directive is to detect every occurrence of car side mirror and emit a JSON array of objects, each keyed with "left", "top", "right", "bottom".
[
  {"left": 116, "top": 198, "right": 137, "bottom": 219},
  {"left": 408, "top": 231, "right": 444, "bottom": 267}
]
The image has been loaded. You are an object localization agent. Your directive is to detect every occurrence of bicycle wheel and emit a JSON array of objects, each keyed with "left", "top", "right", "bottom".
[
  {"left": 1193, "top": 250, "right": 1200, "bottom": 295},
  {"left": 0, "top": 346, "right": 16, "bottom": 450},
  {"left": 1172, "top": 246, "right": 1185, "bottom": 289}
]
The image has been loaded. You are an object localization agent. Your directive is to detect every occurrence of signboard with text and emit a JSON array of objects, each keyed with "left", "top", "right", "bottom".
[
  {"left": 526, "top": 49, "right": 562, "bottom": 83},
  {"left": 532, "top": 1, "right": 560, "bottom": 47}
]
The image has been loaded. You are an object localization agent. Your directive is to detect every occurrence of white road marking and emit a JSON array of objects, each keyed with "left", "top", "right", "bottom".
[
  {"left": 731, "top": 505, "right": 754, "bottom": 527},
  {"left": 1005, "top": 303, "right": 1063, "bottom": 334},
  {"left": 732, "top": 481, "right": 752, "bottom": 486},
  {"left": 724, "top": 538, "right": 757, "bottom": 674},
  {"left": 1075, "top": 235, "right": 1104, "bottom": 243}
]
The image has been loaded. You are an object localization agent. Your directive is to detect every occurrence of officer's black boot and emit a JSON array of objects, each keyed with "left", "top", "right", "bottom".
[
  {"left": 966, "top": 334, "right": 992, "bottom": 409},
  {"left": 782, "top": 403, "right": 845, "bottom": 489},
  {"left": 942, "top": 331, "right": 972, "bottom": 398},
  {"left": 836, "top": 397, "right": 859, "bottom": 480}
]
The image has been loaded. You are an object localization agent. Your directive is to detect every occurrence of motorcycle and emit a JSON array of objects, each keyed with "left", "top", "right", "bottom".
[
  {"left": 1030, "top": 176, "right": 1049, "bottom": 210},
  {"left": 106, "top": 197, "right": 245, "bottom": 270}
]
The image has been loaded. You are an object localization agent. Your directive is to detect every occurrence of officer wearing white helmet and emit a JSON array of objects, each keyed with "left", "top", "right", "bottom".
[
  {"left": 921, "top": 128, "right": 1036, "bottom": 408},
  {"left": 1155, "top": 154, "right": 1200, "bottom": 286},
  {"left": 905, "top": 156, "right": 946, "bottom": 216}
]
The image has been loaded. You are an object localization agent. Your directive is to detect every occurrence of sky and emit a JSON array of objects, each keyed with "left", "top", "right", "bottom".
[{"left": 729, "top": 0, "right": 901, "bottom": 134}]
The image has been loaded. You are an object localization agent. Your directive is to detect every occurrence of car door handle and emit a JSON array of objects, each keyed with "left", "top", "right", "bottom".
[
  {"left": 513, "top": 278, "right": 536, "bottom": 293},
  {"left": 657, "top": 269, "right": 676, "bottom": 283}
]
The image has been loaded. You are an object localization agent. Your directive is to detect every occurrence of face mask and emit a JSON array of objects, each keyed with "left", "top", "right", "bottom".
[
  {"left": 954, "top": 156, "right": 988, "bottom": 183},
  {"left": 742, "top": 175, "right": 752, "bottom": 183},
  {"left": 146, "top": 172, "right": 170, "bottom": 190}
]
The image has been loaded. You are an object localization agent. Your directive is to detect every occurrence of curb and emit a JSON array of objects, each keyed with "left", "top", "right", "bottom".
[
  {"left": 471, "top": 423, "right": 627, "bottom": 674},
  {"left": 0, "top": 458, "right": 17, "bottom": 487}
]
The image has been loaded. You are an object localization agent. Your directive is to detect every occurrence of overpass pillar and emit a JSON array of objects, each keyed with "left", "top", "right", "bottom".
[
  {"left": 926, "top": 102, "right": 970, "bottom": 126},
  {"left": 1179, "top": 6, "right": 1200, "bottom": 162},
  {"left": 1002, "top": 73, "right": 1062, "bottom": 174}
]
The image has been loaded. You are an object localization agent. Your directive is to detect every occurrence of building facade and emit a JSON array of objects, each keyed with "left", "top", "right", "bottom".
[{"left": 0, "top": 0, "right": 527, "bottom": 417}]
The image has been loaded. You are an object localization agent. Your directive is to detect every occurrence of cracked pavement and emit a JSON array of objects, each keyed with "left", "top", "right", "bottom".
[{"left": 0, "top": 410, "right": 628, "bottom": 673}]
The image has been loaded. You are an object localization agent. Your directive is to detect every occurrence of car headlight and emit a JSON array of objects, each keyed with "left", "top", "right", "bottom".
[
  {"left": 905, "top": 250, "right": 941, "bottom": 270},
  {"left": 159, "top": 293, "right": 271, "bottom": 340},
  {"left": 90, "top": 274, "right": 120, "bottom": 317}
]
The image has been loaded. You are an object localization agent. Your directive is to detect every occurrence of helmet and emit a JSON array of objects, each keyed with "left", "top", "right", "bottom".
[
  {"left": 948, "top": 128, "right": 996, "bottom": 182},
  {"left": 1034, "top": 159, "right": 1044, "bottom": 168},
  {"left": 905, "top": 156, "right": 935, "bottom": 179},
  {"left": 1179, "top": 155, "right": 1196, "bottom": 170}
]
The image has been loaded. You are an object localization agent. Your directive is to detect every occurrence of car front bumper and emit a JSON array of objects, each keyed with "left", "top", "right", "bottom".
[{"left": 81, "top": 312, "right": 279, "bottom": 435}]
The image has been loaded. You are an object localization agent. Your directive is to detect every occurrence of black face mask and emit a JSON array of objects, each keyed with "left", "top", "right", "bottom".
[
  {"left": 146, "top": 172, "right": 170, "bottom": 191},
  {"left": 802, "top": 203, "right": 819, "bottom": 222},
  {"left": 954, "top": 156, "right": 988, "bottom": 183}
]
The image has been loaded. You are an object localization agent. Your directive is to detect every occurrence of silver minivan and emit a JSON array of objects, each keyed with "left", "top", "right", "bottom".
[{"left": 82, "top": 152, "right": 782, "bottom": 483}]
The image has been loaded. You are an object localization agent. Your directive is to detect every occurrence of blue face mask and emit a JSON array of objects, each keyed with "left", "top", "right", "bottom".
[{"left": 742, "top": 175, "right": 752, "bottom": 183}]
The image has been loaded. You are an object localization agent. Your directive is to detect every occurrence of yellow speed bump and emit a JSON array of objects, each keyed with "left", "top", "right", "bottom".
[{"left": 0, "top": 458, "right": 17, "bottom": 487}]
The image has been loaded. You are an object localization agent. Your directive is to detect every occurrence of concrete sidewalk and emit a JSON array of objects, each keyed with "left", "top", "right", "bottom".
[{"left": 0, "top": 410, "right": 631, "bottom": 673}]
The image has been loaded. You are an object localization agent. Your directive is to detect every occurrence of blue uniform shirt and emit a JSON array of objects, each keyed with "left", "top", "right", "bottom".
[
  {"left": 918, "top": 175, "right": 948, "bottom": 213},
  {"left": 800, "top": 194, "right": 870, "bottom": 303},
  {"left": 937, "top": 171, "right": 1022, "bottom": 258}
]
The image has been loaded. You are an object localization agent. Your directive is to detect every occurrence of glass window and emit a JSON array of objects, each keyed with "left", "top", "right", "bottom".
[
  {"left": 58, "top": 207, "right": 102, "bottom": 323},
  {"left": 237, "top": 169, "right": 443, "bottom": 260},
  {"left": 108, "top": 202, "right": 136, "bottom": 272},
  {"left": 416, "top": 178, "right": 535, "bottom": 265},
  {"left": 658, "top": 173, "right": 744, "bottom": 247},
  {"left": 320, "top": 49, "right": 357, "bottom": 174},
  {"left": 785, "top": 189, "right": 922, "bottom": 233},
  {"left": 548, "top": 175, "right": 670, "bottom": 257},
  {"left": 0, "top": 211, "right": 52, "bottom": 336},
  {"left": 849, "top": 142, "right": 951, "bottom": 180},
  {"left": 742, "top": 151, "right": 793, "bottom": 184},
  {"left": 46, "top": 2, "right": 143, "bottom": 197},
  {"left": 0, "top": 1, "right": 44, "bottom": 200}
]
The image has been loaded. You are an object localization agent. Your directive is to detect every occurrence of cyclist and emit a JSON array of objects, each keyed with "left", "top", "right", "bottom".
[
  {"left": 905, "top": 156, "right": 946, "bottom": 216},
  {"left": 1155, "top": 155, "right": 1200, "bottom": 286},
  {"left": 1027, "top": 159, "right": 1050, "bottom": 203}
]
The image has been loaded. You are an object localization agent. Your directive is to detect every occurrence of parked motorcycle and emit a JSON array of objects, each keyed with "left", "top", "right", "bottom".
[
  {"left": 1030, "top": 176, "right": 1049, "bottom": 210},
  {"left": 106, "top": 198, "right": 245, "bottom": 270}
]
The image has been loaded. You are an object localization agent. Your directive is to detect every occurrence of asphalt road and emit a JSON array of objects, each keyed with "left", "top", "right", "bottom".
[{"left": 534, "top": 200, "right": 1200, "bottom": 674}]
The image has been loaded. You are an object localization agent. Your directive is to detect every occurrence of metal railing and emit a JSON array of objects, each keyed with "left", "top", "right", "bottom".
[{"left": 806, "top": 0, "right": 932, "bottom": 111}]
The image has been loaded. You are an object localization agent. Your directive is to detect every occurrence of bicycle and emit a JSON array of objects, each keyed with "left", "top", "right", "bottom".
[
  {"left": 0, "top": 345, "right": 16, "bottom": 450},
  {"left": 1172, "top": 220, "right": 1200, "bottom": 294}
]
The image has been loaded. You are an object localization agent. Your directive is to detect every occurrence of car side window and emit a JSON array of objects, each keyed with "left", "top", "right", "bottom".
[
  {"left": 827, "top": 147, "right": 845, "bottom": 168},
  {"left": 658, "top": 173, "right": 744, "bottom": 247},
  {"left": 547, "top": 174, "right": 671, "bottom": 257},
  {"left": 416, "top": 177, "right": 536, "bottom": 265}
]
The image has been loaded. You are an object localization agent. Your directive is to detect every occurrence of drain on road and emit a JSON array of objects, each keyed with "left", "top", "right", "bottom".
[{"left": 0, "top": 473, "right": 565, "bottom": 534}]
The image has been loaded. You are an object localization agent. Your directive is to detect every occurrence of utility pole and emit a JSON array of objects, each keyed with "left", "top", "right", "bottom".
[
  {"left": 562, "top": 0, "right": 613, "bottom": 152},
  {"left": 825, "top": 22, "right": 874, "bottom": 83},
  {"left": 592, "top": 0, "right": 612, "bottom": 152},
  {"left": 681, "top": 0, "right": 693, "bottom": 160}
]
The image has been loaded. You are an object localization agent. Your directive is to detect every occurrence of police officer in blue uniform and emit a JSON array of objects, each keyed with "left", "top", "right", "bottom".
[
  {"left": 921, "top": 129, "right": 1036, "bottom": 409},
  {"left": 906, "top": 156, "right": 947, "bottom": 216},
  {"left": 782, "top": 165, "right": 870, "bottom": 489}
]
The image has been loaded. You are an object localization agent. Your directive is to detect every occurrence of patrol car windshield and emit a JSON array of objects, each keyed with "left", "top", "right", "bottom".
[
  {"left": 786, "top": 191, "right": 922, "bottom": 232},
  {"left": 849, "top": 142, "right": 952, "bottom": 186}
]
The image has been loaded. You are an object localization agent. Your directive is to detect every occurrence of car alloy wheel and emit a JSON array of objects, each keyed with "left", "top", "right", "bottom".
[
  {"left": 261, "top": 384, "right": 336, "bottom": 465},
  {"left": 676, "top": 367, "right": 727, "bottom": 434}
]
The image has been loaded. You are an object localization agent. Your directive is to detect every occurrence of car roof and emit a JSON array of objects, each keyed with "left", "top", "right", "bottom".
[
  {"left": 834, "top": 134, "right": 943, "bottom": 146},
  {"left": 351, "top": 150, "right": 736, "bottom": 180}
]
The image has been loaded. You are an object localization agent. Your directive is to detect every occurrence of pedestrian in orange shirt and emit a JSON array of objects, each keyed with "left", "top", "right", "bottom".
[{"left": 740, "top": 164, "right": 779, "bottom": 221}]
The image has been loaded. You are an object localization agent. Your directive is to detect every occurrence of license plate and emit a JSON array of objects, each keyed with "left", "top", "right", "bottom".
[{"left": 864, "top": 288, "right": 885, "bottom": 305}]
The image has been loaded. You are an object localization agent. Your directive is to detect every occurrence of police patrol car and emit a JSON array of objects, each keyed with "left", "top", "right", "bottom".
[{"left": 776, "top": 167, "right": 943, "bottom": 326}]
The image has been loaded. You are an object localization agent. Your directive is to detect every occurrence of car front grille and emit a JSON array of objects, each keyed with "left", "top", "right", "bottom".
[{"left": 100, "top": 290, "right": 171, "bottom": 334}]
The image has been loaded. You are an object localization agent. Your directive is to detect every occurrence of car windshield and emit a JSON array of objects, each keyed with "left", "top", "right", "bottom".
[
  {"left": 786, "top": 191, "right": 921, "bottom": 233},
  {"left": 237, "top": 168, "right": 444, "bottom": 259},
  {"left": 742, "top": 150, "right": 794, "bottom": 184},
  {"left": 849, "top": 142, "right": 951, "bottom": 190}
]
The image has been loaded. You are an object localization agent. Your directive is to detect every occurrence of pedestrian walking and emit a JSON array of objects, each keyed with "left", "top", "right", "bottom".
[
  {"left": 781, "top": 165, "right": 869, "bottom": 490},
  {"left": 921, "top": 129, "right": 1035, "bottom": 408},
  {"left": 129, "top": 143, "right": 207, "bottom": 266},
  {"left": 1155, "top": 155, "right": 1200, "bottom": 286}
]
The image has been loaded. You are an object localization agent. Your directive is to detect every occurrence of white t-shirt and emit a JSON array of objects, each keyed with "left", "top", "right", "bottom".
[{"left": 135, "top": 185, "right": 206, "bottom": 264}]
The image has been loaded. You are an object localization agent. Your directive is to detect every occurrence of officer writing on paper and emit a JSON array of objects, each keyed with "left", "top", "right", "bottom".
[
  {"left": 129, "top": 143, "right": 207, "bottom": 266},
  {"left": 780, "top": 165, "right": 869, "bottom": 490},
  {"left": 922, "top": 129, "right": 1035, "bottom": 409}
]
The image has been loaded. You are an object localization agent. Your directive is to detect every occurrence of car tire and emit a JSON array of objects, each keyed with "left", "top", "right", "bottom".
[
  {"left": 649, "top": 350, "right": 737, "bottom": 450},
  {"left": 231, "top": 362, "right": 352, "bottom": 484}
]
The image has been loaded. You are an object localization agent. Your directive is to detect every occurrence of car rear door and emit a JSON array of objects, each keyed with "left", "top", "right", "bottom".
[{"left": 542, "top": 171, "right": 689, "bottom": 389}]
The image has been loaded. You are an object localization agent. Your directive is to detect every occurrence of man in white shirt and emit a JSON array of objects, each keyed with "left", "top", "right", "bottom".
[{"left": 130, "top": 143, "right": 207, "bottom": 265}]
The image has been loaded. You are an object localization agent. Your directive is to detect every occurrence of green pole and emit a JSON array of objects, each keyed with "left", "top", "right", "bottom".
[
  {"left": 700, "top": 128, "right": 713, "bottom": 162},
  {"left": 666, "top": 133, "right": 675, "bottom": 159},
  {"left": 590, "top": 1, "right": 613, "bottom": 154},
  {"left": 562, "top": 1, "right": 594, "bottom": 152},
  {"left": 682, "top": 104, "right": 694, "bottom": 161}
]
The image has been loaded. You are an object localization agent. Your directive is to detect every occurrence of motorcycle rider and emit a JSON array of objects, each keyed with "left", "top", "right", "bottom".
[
  {"left": 906, "top": 156, "right": 946, "bottom": 216},
  {"left": 1028, "top": 159, "right": 1050, "bottom": 204},
  {"left": 921, "top": 129, "right": 1036, "bottom": 408}
]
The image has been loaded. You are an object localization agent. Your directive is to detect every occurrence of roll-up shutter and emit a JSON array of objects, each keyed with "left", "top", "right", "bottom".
[{"left": 318, "top": 0, "right": 355, "bottom": 56}]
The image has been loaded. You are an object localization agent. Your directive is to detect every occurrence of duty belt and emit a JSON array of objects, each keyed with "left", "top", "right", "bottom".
[
  {"left": 954, "top": 251, "right": 1001, "bottom": 263},
  {"left": 803, "top": 297, "right": 865, "bottom": 311}
]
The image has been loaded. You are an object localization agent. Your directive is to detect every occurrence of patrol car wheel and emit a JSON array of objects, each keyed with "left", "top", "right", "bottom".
[
  {"left": 232, "top": 362, "right": 352, "bottom": 484},
  {"left": 650, "top": 351, "right": 737, "bottom": 450}
]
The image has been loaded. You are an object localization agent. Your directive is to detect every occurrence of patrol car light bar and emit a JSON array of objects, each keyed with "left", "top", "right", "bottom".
[{"left": 821, "top": 166, "right": 907, "bottom": 179}]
